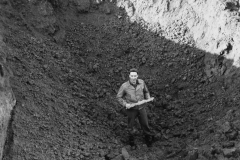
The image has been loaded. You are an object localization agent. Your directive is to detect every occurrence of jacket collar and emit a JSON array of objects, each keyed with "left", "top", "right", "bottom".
[{"left": 128, "top": 79, "right": 140, "bottom": 87}]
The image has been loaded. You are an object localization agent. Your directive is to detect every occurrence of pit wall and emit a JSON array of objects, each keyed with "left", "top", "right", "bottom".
[
  {"left": 117, "top": 0, "right": 240, "bottom": 66},
  {"left": 0, "top": 0, "right": 239, "bottom": 158}
]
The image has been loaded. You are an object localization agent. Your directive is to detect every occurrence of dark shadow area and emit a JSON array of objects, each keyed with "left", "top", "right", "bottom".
[{"left": 225, "top": 1, "right": 240, "bottom": 11}]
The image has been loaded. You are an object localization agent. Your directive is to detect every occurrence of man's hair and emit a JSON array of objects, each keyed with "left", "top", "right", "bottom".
[{"left": 129, "top": 68, "right": 138, "bottom": 74}]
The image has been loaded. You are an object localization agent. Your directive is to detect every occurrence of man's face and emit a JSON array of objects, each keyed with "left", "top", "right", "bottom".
[{"left": 129, "top": 72, "right": 138, "bottom": 84}]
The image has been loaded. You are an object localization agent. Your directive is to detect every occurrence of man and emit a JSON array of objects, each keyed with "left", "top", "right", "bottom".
[{"left": 116, "top": 68, "right": 155, "bottom": 147}]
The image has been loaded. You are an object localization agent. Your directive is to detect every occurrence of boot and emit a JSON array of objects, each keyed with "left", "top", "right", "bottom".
[
  {"left": 129, "top": 135, "right": 137, "bottom": 149},
  {"left": 145, "top": 135, "right": 154, "bottom": 147}
]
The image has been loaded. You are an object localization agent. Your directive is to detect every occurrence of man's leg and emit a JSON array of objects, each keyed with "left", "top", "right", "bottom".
[
  {"left": 138, "top": 107, "right": 155, "bottom": 147},
  {"left": 125, "top": 109, "right": 139, "bottom": 147},
  {"left": 138, "top": 107, "right": 152, "bottom": 135}
]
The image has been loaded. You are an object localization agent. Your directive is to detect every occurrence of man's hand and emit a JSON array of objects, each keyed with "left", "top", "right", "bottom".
[
  {"left": 147, "top": 97, "right": 154, "bottom": 101},
  {"left": 126, "top": 103, "right": 135, "bottom": 109}
]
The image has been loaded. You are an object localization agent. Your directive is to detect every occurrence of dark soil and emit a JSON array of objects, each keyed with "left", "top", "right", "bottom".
[{"left": 2, "top": 1, "right": 240, "bottom": 160}]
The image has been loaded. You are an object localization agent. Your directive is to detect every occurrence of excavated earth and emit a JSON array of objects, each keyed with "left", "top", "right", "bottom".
[{"left": 1, "top": 0, "right": 240, "bottom": 160}]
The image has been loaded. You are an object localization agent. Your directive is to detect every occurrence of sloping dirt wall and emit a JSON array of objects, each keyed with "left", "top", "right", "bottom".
[{"left": 117, "top": 0, "right": 240, "bottom": 66}]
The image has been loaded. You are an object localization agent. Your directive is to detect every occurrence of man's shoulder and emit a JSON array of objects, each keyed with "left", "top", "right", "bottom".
[
  {"left": 138, "top": 79, "right": 144, "bottom": 84},
  {"left": 122, "top": 81, "right": 130, "bottom": 87}
]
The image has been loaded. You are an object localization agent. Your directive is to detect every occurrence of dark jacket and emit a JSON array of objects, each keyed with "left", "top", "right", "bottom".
[{"left": 116, "top": 79, "right": 150, "bottom": 107}]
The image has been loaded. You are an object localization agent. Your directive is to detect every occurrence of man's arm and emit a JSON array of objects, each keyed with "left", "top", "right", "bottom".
[
  {"left": 143, "top": 81, "right": 151, "bottom": 99},
  {"left": 116, "top": 84, "right": 127, "bottom": 107}
]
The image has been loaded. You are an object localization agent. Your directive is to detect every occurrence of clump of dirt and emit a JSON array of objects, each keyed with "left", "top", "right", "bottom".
[{"left": 2, "top": 0, "right": 240, "bottom": 160}]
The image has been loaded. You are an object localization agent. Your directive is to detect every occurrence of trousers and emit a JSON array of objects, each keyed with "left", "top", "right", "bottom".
[{"left": 124, "top": 105, "right": 153, "bottom": 136}]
